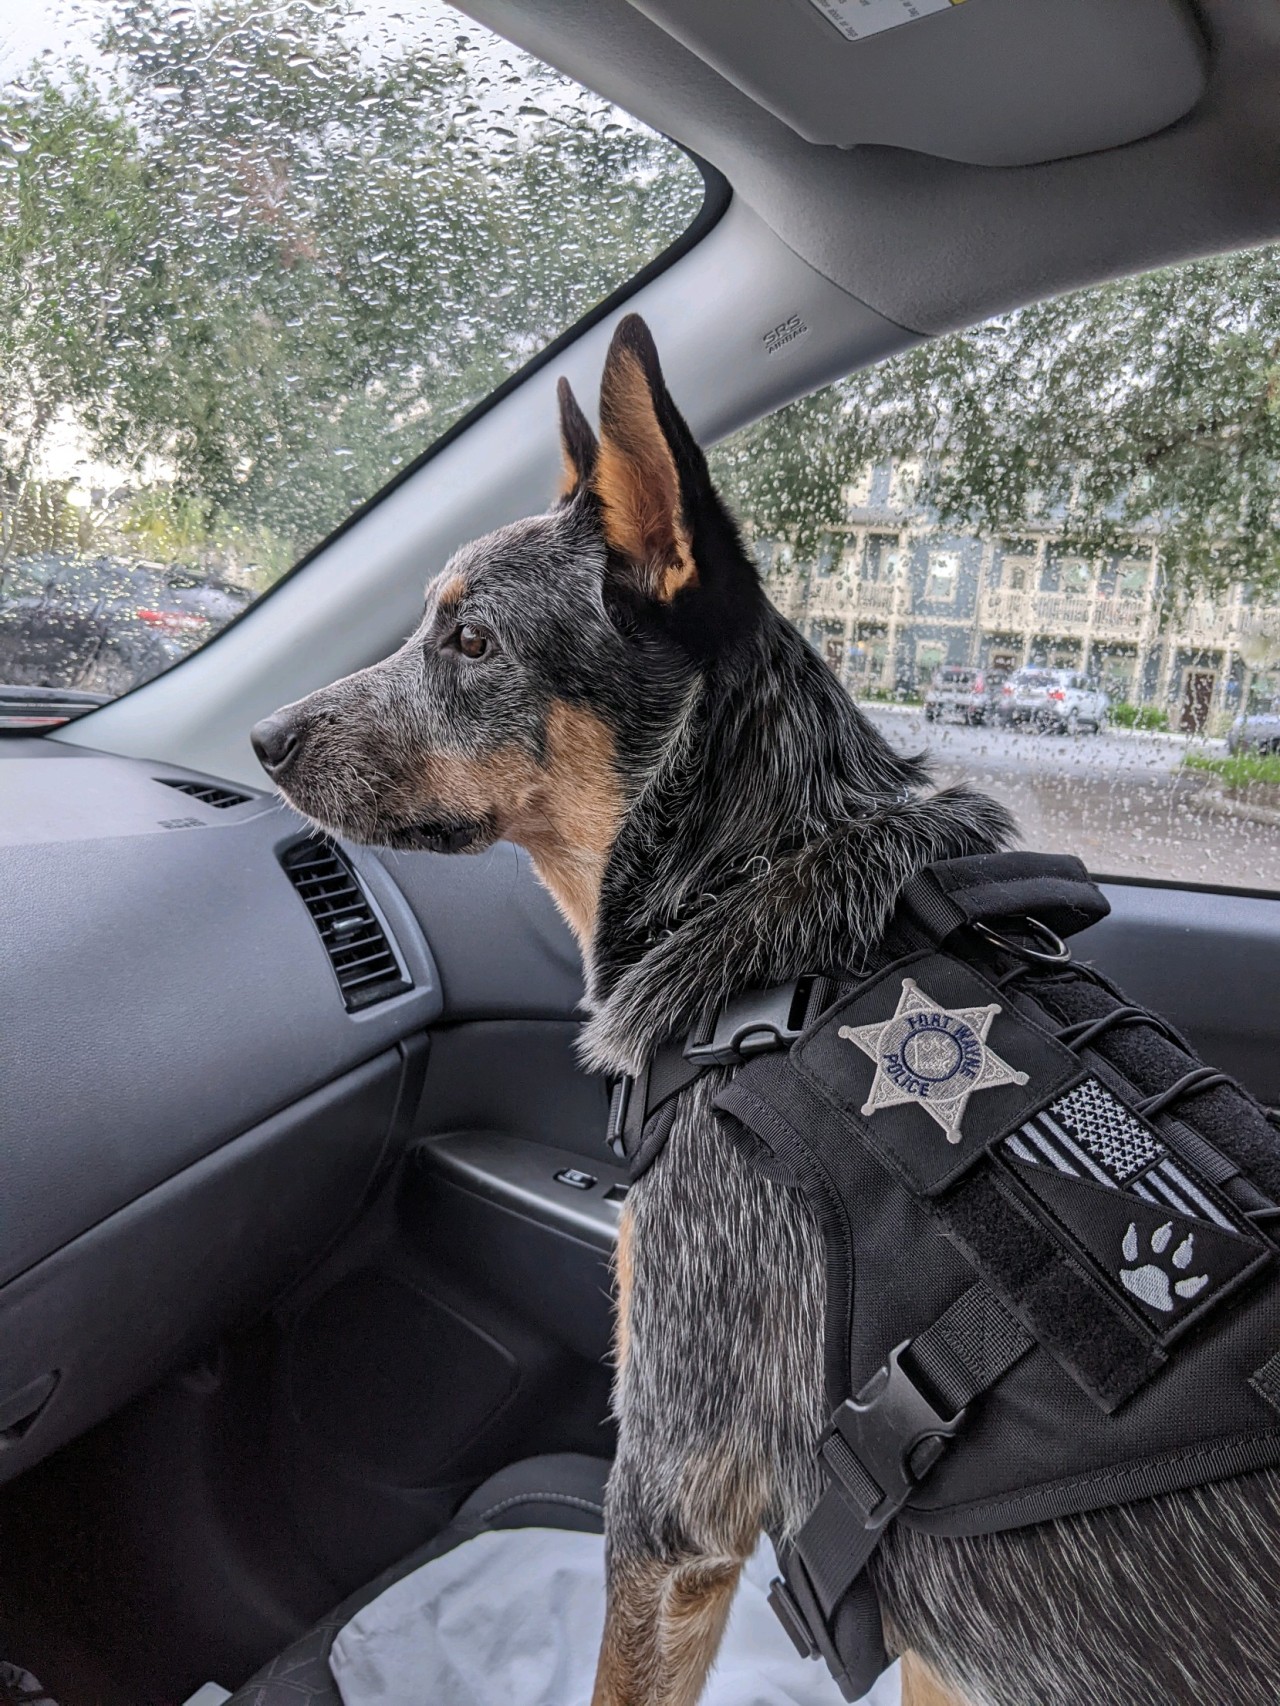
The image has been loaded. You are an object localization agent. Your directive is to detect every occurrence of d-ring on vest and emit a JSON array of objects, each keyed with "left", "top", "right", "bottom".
[{"left": 605, "top": 852, "right": 1280, "bottom": 1700}]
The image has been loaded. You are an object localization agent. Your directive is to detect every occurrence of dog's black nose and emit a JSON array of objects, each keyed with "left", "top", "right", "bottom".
[{"left": 251, "top": 712, "right": 301, "bottom": 775}]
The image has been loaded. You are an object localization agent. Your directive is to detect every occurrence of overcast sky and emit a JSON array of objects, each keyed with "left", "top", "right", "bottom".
[
  {"left": 1, "top": 0, "right": 97, "bottom": 83},
  {"left": 0, "top": 0, "right": 484, "bottom": 88}
]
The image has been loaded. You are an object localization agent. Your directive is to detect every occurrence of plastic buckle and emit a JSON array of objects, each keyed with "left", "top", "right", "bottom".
[
  {"left": 824, "top": 1341, "right": 966, "bottom": 1531},
  {"left": 683, "top": 980, "right": 807, "bottom": 1068},
  {"left": 606, "top": 1074, "right": 632, "bottom": 1159},
  {"left": 768, "top": 1577, "right": 818, "bottom": 1660}
]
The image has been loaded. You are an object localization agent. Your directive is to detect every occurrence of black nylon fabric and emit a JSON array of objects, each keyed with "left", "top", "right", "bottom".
[
  {"left": 710, "top": 866, "right": 1280, "bottom": 1540},
  {"left": 899, "top": 851, "right": 1112, "bottom": 946},
  {"left": 720, "top": 1044, "right": 1280, "bottom": 1536},
  {"left": 1011, "top": 972, "right": 1280, "bottom": 1200},
  {"left": 718, "top": 1061, "right": 978, "bottom": 1420}
]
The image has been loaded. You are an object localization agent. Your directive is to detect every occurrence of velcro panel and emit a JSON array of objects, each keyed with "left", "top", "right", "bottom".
[
  {"left": 938, "top": 1167, "right": 1165, "bottom": 1410},
  {"left": 792, "top": 951, "right": 1082, "bottom": 1196}
]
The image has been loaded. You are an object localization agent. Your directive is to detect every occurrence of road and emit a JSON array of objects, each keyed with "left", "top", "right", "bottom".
[{"left": 861, "top": 707, "right": 1280, "bottom": 891}]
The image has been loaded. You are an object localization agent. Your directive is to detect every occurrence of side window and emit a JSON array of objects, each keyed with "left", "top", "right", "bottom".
[
  {"left": 712, "top": 247, "right": 1280, "bottom": 892},
  {"left": 888, "top": 459, "right": 920, "bottom": 510},
  {"left": 877, "top": 540, "right": 903, "bottom": 583},
  {"left": 916, "top": 639, "right": 947, "bottom": 683},
  {"left": 843, "top": 467, "right": 875, "bottom": 509}
]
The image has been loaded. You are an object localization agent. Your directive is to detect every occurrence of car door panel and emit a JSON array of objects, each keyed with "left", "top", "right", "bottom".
[{"left": 1089, "top": 881, "right": 1280, "bottom": 1106}]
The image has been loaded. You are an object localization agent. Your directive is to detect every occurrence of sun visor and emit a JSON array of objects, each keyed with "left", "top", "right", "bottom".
[{"left": 625, "top": 0, "right": 1207, "bottom": 167}]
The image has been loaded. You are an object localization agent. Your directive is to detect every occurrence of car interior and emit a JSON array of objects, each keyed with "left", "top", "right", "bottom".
[{"left": 4, "top": 0, "right": 1280, "bottom": 1701}]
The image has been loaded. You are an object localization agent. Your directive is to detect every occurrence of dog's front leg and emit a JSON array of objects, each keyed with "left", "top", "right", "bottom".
[
  {"left": 588, "top": 1168, "right": 794, "bottom": 1706},
  {"left": 587, "top": 1093, "right": 826, "bottom": 1705},
  {"left": 590, "top": 1448, "right": 758, "bottom": 1706}
]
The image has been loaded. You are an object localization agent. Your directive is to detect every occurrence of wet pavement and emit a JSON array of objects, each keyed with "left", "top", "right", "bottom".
[{"left": 862, "top": 707, "right": 1280, "bottom": 892}]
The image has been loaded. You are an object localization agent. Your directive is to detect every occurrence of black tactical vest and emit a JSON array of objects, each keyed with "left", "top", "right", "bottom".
[{"left": 606, "top": 852, "right": 1280, "bottom": 1701}]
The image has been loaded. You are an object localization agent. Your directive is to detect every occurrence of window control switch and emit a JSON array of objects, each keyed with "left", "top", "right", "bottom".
[{"left": 554, "top": 1167, "right": 597, "bottom": 1191}]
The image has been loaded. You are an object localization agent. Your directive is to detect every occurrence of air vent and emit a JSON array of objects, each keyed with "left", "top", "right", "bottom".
[
  {"left": 280, "top": 838, "right": 410, "bottom": 1011},
  {"left": 158, "top": 777, "right": 251, "bottom": 809}
]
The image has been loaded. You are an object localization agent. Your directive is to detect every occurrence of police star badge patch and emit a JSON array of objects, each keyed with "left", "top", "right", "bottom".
[{"left": 839, "top": 977, "right": 1029, "bottom": 1144}]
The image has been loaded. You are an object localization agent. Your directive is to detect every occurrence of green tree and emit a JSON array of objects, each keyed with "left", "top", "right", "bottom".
[
  {"left": 0, "top": 0, "right": 702, "bottom": 575},
  {"left": 719, "top": 246, "right": 1280, "bottom": 604},
  {"left": 0, "top": 70, "right": 155, "bottom": 578},
  {"left": 709, "top": 384, "right": 868, "bottom": 563}
]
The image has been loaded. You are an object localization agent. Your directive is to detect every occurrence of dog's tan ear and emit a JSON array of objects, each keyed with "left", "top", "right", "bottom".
[
  {"left": 593, "top": 315, "right": 698, "bottom": 603},
  {"left": 557, "top": 377, "right": 598, "bottom": 502}
]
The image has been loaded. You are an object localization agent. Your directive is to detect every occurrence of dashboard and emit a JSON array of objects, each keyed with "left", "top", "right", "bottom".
[
  {"left": 1, "top": 738, "right": 453, "bottom": 1476},
  {"left": 2, "top": 736, "right": 594, "bottom": 1483}
]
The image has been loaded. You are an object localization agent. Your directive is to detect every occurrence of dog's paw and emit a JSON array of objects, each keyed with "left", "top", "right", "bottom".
[{"left": 1119, "top": 1221, "right": 1209, "bottom": 1311}]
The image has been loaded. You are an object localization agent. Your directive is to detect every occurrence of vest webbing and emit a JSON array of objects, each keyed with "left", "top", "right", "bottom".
[{"left": 608, "top": 851, "right": 1280, "bottom": 1701}]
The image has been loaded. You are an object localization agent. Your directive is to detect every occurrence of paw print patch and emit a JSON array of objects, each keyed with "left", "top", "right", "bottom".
[
  {"left": 1003, "top": 1152, "right": 1271, "bottom": 1341},
  {"left": 1120, "top": 1222, "right": 1209, "bottom": 1311}
]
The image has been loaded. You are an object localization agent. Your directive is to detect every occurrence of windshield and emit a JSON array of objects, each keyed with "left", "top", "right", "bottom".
[{"left": 0, "top": 0, "right": 704, "bottom": 702}]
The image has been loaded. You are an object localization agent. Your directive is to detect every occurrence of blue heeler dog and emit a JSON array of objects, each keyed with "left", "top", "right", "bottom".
[{"left": 252, "top": 316, "right": 1280, "bottom": 1706}]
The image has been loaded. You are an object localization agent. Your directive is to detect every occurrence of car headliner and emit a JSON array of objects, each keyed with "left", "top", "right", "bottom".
[{"left": 457, "top": 0, "right": 1279, "bottom": 337}]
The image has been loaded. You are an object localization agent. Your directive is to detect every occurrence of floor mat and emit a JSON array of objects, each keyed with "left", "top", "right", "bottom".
[{"left": 329, "top": 1528, "right": 900, "bottom": 1706}]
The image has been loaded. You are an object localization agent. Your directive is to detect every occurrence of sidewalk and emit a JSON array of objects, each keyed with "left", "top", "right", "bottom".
[
  {"left": 860, "top": 699, "right": 1227, "bottom": 753},
  {"left": 1179, "top": 769, "right": 1280, "bottom": 829}
]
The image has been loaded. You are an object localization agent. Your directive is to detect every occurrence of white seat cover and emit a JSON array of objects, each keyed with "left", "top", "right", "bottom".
[{"left": 330, "top": 1526, "right": 900, "bottom": 1706}]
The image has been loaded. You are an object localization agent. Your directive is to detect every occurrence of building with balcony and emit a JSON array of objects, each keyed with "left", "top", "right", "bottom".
[{"left": 761, "top": 462, "right": 1280, "bottom": 732}]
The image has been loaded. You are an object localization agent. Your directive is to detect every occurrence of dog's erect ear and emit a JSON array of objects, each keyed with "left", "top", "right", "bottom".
[
  {"left": 557, "top": 377, "right": 598, "bottom": 502},
  {"left": 593, "top": 314, "right": 702, "bottom": 604}
]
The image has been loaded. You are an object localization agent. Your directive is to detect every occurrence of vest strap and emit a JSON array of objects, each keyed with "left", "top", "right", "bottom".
[
  {"left": 607, "top": 976, "right": 844, "bottom": 1178},
  {"left": 770, "top": 1284, "right": 1034, "bottom": 1699},
  {"left": 898, "top": 850, "right": 1110, "bottom": 948}
]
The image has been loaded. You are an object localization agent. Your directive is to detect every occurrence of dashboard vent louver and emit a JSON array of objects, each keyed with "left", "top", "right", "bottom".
[
  {"left": 280, "top": 838, "right": 410, "bottom": 1011},
  {"left": 159, "top": 778, "right": 251, "bottom": 809}
]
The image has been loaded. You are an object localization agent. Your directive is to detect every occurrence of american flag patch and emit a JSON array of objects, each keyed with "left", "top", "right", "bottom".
[{"left": 1003, "top": 1077, "right": 1236, "bottom": 1232}]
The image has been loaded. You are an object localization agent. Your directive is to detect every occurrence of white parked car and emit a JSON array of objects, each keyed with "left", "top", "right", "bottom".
[{"left": 997, "top": 668, "right": 1109, "bottom": 733}]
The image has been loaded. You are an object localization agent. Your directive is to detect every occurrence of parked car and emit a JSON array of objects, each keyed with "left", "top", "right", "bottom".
[
  {"left": 997, "top": 667, "right": 1109, "bottom": 733},
  {"left": 0, "top": 554, "right": 252, "bottom": 696},
  {"left": 923, "top": 665, "right": 1007, "bottom": 725},
  {"left": 1227, "top": 698, "right": 1280, "bottom": 754}
]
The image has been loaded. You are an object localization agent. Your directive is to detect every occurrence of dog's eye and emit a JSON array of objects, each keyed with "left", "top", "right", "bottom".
[{"left": 456, "top": 623, "right": 490, "bottom": 659}]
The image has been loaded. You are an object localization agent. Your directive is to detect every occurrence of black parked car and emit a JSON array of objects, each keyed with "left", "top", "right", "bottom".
[{"left": 0, "top": 555, "right": 251, "bottom": 697}]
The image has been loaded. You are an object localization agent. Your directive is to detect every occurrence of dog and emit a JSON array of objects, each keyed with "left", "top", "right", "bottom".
[{"left": 252, "top": 315, "right": 1280, "bottom": 1706}]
